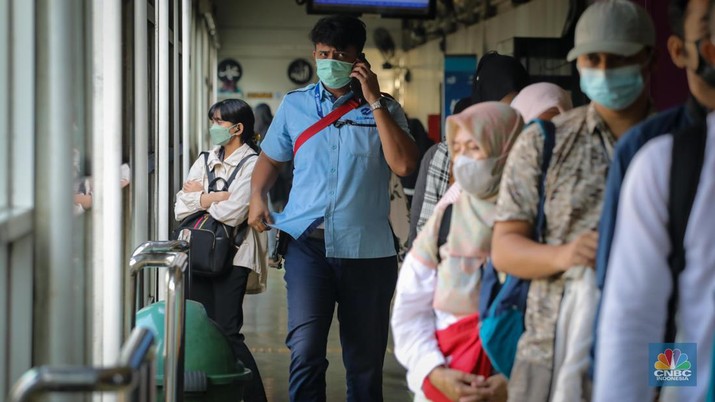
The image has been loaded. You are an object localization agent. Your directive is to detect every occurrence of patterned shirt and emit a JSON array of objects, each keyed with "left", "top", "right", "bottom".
[
  {"left": 417, "top": 142, "right": 451, "bottom": 232},
  {"left": 496, "top": 104, "right": 615, "bottom": 368}
]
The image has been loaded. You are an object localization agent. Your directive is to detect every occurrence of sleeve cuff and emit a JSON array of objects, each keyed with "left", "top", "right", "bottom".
[
  {"left": 184, "top": 191, "right": 204, "bottom": 211},
  {"left": 406, "top": 351, "right": 446, "bottom": 393},
  {"left": 261, "top": 145, "right": 293, "bottom": 163}
]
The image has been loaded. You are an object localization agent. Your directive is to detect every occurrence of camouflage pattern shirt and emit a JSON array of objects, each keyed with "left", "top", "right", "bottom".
[{"left": 495, "top": 104, "right": 615, "bottom": 369}]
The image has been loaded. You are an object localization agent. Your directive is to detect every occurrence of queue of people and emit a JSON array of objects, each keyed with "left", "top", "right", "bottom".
[{"left": 170, "top": 0, "right": 715, "bottom": 400}]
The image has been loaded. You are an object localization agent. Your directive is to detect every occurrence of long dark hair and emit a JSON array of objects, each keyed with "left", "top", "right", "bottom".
[
  {"left": 254, "top": 103, "right": 273, "bottom": 136},
  {"left": 207, "top": 99, "right": 259, "bottom": 152}
]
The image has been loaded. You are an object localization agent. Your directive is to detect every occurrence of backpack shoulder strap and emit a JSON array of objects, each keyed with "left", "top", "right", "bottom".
[
  {"left": 225, "top": 153, "right": 258, "bottom": 189},
  {"left": 201, "top": 151, "right": 215, "bottom": 185},
  {"left": 665, "top": 122, "right": 707, "bottom": 342},
  {"left": 435, "top": 204, "right": 454, "bottom": 264},
  {"left": 531, "top": 119, "right": 556, "bottom": 241}
]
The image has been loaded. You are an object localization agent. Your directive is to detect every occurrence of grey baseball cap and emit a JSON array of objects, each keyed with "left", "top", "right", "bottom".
[{"left": 567, "top": 0, "right": 655, "bottom": 62}]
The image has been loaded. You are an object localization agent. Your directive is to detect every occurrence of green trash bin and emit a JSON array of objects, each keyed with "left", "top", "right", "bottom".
[{"left": 135, "top": 300, "right": 253, "bottom": 401}]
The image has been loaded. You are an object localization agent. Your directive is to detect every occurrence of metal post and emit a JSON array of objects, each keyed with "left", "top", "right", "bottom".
[
  {"left": 157, "top": 0, "right": 169, "bottom": 242},
  {"left": 34, "top": 0, "right": 84, "bottom": 396},
  {"left": 172, "top": 0, "right": 181, "bottom": 198},
  {"left": 91, "top": 0, "right": 124, "bottom": 385},
  {"left": 195, "top": 24, "right": 204, "bottom": 152},
  {"left": 163, "top": 259, "right": 185, "bottom": 402},
  {"left": 133, "top": 0, "right": 149, "bottom": 254},
  {"left": 181, "top": 0, "right": 192, "bottom": 179}
]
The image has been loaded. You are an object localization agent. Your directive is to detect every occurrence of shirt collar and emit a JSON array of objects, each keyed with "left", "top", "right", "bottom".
[
  {"left": 317, "top": 81, "right": 355, "bottom": 107},
  {"left": 586, "top": 102, "right": 611, "bottom": 138},
  {"left": 586, "top": 101, "right": 658, "bottom": 141},
  {"left": 208, "top": 143, "right": 252, "bottom": 168}
]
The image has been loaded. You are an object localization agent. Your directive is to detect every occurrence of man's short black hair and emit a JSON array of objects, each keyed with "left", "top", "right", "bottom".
[
  {"left": 309, "top": 15, "right": 367, "bottom": 53},
  {"left": 669, "top": 0, "right": 691, "bottom": 38}
]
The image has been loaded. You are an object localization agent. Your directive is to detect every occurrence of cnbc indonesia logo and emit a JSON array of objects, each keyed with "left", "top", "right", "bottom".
[
  {"left": 650, "top": 344, "right": 697, "bottom": 387},
  {"left": 654, "top": 348, "right": 692, "bottom": 380}
]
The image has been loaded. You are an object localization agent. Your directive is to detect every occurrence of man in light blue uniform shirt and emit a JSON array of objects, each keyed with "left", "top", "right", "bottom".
[{"left": 248, "top": 15, "right": 417, "bottom": 402}]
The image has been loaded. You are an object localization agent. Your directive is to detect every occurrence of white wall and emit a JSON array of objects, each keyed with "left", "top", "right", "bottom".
[
  {"left": 213, "top": 0, "right": 570, "bottom": 127},
  {"left": 401, "top": 0, "right": 570, "bottom": 124},
  {"left": 214, "top": 0, "right": 404, "bottom": 113}
]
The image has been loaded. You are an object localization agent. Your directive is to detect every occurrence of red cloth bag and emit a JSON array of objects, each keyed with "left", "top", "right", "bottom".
[{"left": 422, "top": 313, "right": 492, "bottom": 402}]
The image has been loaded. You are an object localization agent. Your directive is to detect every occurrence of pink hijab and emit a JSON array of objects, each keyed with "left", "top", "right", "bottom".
[{"left": 510, "top": 82, "right": 573, "bottom": 122}]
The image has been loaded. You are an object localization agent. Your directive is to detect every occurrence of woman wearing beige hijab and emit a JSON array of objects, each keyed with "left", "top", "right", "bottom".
[{"left": 392, "top": 102, "right": 524, "bottom": 402}]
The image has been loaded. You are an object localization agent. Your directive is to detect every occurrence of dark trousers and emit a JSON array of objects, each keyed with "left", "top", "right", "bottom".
[
  {"left": 283, "top": 235, "right": 398, "bottom": 402},
  {"left": 188, "top": 266, "right": 267, "bottom": 402}
]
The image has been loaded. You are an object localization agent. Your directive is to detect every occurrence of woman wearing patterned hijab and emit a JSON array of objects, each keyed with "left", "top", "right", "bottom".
[{"left": 392, "top": 102, "right": 524, "bottom": 402}]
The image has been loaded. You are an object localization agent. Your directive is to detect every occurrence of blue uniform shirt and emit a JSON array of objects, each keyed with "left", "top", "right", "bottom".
[{"left": 260, "top": 82, "right": 411, "bottom": 259}]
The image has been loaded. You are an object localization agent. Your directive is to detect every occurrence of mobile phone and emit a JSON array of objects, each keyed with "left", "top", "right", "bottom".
[{"left": 350, "top": 53, "right": 367, "bottom": 104}]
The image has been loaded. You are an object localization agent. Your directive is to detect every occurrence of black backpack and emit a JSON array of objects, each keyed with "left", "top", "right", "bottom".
[{"left": 172, "top": 152, "right": 257, "bottom": 277}]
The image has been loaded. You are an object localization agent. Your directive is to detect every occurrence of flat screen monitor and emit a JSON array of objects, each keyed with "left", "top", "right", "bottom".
[{"left": 307, "top": 0, "right": 436, "bottom": 19}]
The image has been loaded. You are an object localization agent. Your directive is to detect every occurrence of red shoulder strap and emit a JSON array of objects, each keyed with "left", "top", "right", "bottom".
[{"left": 293, "top": 98, "right": 360, "bottom": 157}]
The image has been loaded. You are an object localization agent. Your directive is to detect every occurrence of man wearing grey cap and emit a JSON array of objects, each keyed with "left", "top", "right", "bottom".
[{"left": 490, "top": 1, "right": 655, "bottom": 401}]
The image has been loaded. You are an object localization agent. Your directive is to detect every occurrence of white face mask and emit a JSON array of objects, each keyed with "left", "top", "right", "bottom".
[{"left": 452, "top": 155, "right": 499, "bottom": 198}]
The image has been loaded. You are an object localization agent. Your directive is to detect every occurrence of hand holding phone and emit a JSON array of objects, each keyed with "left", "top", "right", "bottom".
[
  {"left": 349, "top": 53, "right": 367, "bottom": 104},
  {"left": 350, "top": 53, "right": 380, "bottom": 105}
]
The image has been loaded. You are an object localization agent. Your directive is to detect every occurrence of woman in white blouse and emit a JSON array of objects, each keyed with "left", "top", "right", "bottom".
[{"left": 174, "top": 99, "right": 268, "bottom": 402}]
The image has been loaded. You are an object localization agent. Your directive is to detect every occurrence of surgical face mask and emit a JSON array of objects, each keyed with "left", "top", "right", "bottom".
[
  {"left": 209, "top": 123, "right": 237, "bottom": 146},
  {"left": 579, "top": 65, "right": 645, "bottom": 111},
  {"left": 452, "top": 155, "right": 499, "bottom": 199},
  {"left": 316, "top": 59, "right": 353, "bottom": 89}
]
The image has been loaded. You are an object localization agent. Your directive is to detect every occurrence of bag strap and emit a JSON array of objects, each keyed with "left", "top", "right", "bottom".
[
  {"left": 293, "top": 98, "right": 361, "bottom": 157},
  {"left": 206, "top": 152, "right": 258, "bottom": 192},
  {"left": 665, "top": 122, "right": 706, "bottom": 343},
  {"left": 226, "top": 153, "right": 258, "bottom": 188},
  {"left": 479, "top": 120, "right": 557, "bottom": 323},
  {"left": 531, "top": 119, "right": 556, "bottom": 241},
  {"left": 202, "top": 152, "right": 214, "bottom": 185},
  {"left": 435, "top": 204, "right": 454, "bottom": 264}
]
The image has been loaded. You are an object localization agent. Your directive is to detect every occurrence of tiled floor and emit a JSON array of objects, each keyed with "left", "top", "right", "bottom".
[{"left": 242, "top": 267, "right": 413, "bottom": 402}]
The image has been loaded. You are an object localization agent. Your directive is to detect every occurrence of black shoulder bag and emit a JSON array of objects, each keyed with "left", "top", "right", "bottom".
[{"left": 173, "top": 152, "right": 257, "bottom": 277}]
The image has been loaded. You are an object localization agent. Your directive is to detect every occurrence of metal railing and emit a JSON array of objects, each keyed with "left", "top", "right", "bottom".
[
  {"left": 128, "top": 230, "right": 190, "bottom": 402},
  {"left": 8, "top": 233, "right": 190, "bottom": 402},
  {"left": 130, "top": 234, "right": 192, "bottom": 309},
  {"left": 8, "top": 327, "right": 156, "bottom": 402}
]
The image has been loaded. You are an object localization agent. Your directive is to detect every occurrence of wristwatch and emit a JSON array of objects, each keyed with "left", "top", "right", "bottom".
[{"left": 369, "top": 97, "right": 386, "bottom": 112}]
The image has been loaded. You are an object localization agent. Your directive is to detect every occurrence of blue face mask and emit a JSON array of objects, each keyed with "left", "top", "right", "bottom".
[
  {"left": 579, "top": 65, "right": 645, "bottom": 111},
  {"left": 316, "top": 59, "right": 353, "bottom": 89}
]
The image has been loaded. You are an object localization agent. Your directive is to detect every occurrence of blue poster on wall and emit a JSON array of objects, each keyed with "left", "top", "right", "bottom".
[{"left": 443, "top": 54, "right": 477, "bottom": 140}]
